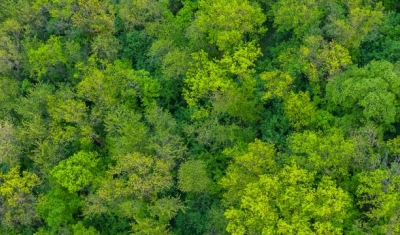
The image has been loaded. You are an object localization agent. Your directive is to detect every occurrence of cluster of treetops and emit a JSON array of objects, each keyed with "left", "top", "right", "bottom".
[{"left": 2, "top": 0, "right": 400, "bottom": 234}]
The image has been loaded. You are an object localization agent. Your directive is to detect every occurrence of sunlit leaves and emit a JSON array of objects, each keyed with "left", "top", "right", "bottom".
[
  {"left": 0, "top": 166, "right": 40, "bottom": 230},
  {"left": 225, "top": 165, "right": 351, "bottom": 235},
  {"left": 184, "top": 42, "right": 262, "bottom": 121},
  {"left": 261, "top": 70, "right": 293, "bottom": 100},
  {"left": 326, "top": 60, "right": 400, "bottom": 127},
  {"left": 195, "top": 0, "right": 266, "bottom": 50},
  {"left": 37, "top": 186, "right": 82, "bottom": 231},
  {"left": 272, "top": 0, "right": 323, "bottom": 37},
  {"left": 51, "top": 151, "right": 98, "bottom": 192},
  {"left": 288, "top": 129, "right": 355, "bottom": 178},
  {"left": 356, "top": 167, "right": 400, "bottom": 234},
  {"left": 220, "top": 140, "right": 277, "bottom": 206},
  {"left": 99, "top": 153, "right": 173, "bottom": 200},
  {"left": 325, "top": 1, "right": 384, "bottom": 50},
  {"left": 283, "top": 91, "right": 316, "bottom": 130},
  {"left": 27, "top": 36, "right": 65, "bottom": 81},
  {"left": 299, "top": 36, "right": 352, "bottom": 83}
]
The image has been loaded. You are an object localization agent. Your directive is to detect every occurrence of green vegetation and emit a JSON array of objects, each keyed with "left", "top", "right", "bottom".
[{"left": 1, "top": 0, "right": 400, "bottom": 234}]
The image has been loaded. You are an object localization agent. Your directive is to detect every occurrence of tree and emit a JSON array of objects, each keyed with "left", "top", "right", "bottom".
[
  {"left": 0, "top": 120, "right": 21, "bottom": 167},
  {"left": 288, "top": 128, "right": 355, "bottom": 179},
  {"left": 27, "top": 36, "right": 66, "bottom": 82},
  {"left": 118, "top": 0, "right": 164, "bottom": 30},
  {"left": 356, "top": 167, "right": 400, "bottom": 234},
  {"left": 178, "top": 160, "right": 212, "bottom": 193},
  {"left": 145, "top": 106, "right": 187, "bottom": 161},
  {"left": 50, "top": 151, "right": 99, "bottom": 193},
  {"left": 283, "top": 91, "right": 316, "bottom": 131},
  {"left": 299, "top": 35, "right": 352, "bottom": 91},
  {"left": 0, "top": 19, "right": 23, "bottom": 78},
  {"left": 76, "top": 58, "right": 160, "bottom": 113},
  {"left": 260, "top": 70, "right": 293, "bottom": 100},
  {"left": 37, "top": 186, "right": 83, "bottom": 232},
  {"left": 71, "top": 221, "right": 100, "bottom": 235},
  {"left": 225, "top": 165, "right": 352, "bottom": 235},
  {"left": 184, "top": 42, "right": 262, "bottom": 122},
  {"left": 272, "top": 0, "right": 324, "bottom": 38},
  {"left": 194, "top": 0, "right": 266, "bottom": 50},
  {"left": 326, "top": 60, "right": 400, "bottom": 130},
  {"left": 324, "top": 0, "right": 384, "bottom": 51},
  {"left": 220, "top": 140, "right": 277, "bottom": 207},
  {"left": 0, "top": 166, "right": 41, "bottom": 231}
]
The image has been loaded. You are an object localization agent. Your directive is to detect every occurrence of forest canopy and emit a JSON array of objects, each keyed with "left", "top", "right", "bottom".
[{"left": 1, "top": 0, "right": 400, "bottom": 234}]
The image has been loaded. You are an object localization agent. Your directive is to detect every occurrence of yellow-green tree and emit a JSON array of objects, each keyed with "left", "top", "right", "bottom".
[
  {"left": 0, "top": 166, "right": 41, "bottom": 231},
  {"left": 225, "top": 165, "right": 352, "bottom": 235}
]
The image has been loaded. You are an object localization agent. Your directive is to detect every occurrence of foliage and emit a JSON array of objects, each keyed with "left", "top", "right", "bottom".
[
  {"left": 50, "top": 151, "right": 99, "bottom": 192},
  {"left": 2, "top": 0, "right": 400, "bottom": 234}
]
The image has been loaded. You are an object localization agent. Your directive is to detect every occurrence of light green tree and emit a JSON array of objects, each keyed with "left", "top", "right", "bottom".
[
  {"left": 184, "top": 42, "right": 262, "bottom": 122},
  {"left": 283, "top": 91, "right": 316, "bottom": 130},
  {"left": 326, "top": 60, "right": 400, "bottom": 129},
  {"left": 272, "top": 0, "right": 324, "bottom": 37},
  {"left": 220, "top": 140, "right": 277, "bottom": 207},
  {"left": 0, "top": 166, "right": 41, "bottom": 230},
  {"left": 50, "top": 151, "right": 99, "bottom": 192},
  {"left": 288, "top": 128, "right": 355, "bottom": 178},
  {"left": 225, "top": 165, "right": 352, "bottom": 235},
  {"left": 195, "top": 0, "right": 266, "bottom": 50},
  {"left": 356, "top": 167, "right": 400, "bottom": 234}
]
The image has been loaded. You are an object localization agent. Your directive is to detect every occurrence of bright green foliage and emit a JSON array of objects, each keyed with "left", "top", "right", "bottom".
[
  {"left": 37, "top": 0, "right": 115, "bottom": 36},
  {"left": 0, "top": 166, "right": 40, "bottom": 230},
  {"left": 161, "top": 48, "right": 191, "bottom": 79},
  {"left": 284, "top": 91, "right": 316, "bottom": 130},
  {"left": 356, "top": 168, "right": 400, "bottom": 234},
  {"left": 77, "top": 59, "right": 160, "bottom": 113},
  {"left": 97, "top": 153, "right": 173, "bottom": 200},
  {"left": 2, "top": 0, "right": 400, "bottom": 233},
  {"left": 51, "top": 151, "right": 98, "bottom": 192},
  {"left": 178, "top": 160, "right": 212, "bottom": 193},
  {"left": 47, "top": 92, "right": 87, "bottom": 126},
  {"left": 71, "top": 221, "right": 100, "bottom": 235},
  {"left": 195, "top": 0, "right": 266, "bottom": 50},
  {"left": 225, "top": 165, "right": 351, "bottom": 235},
  {"left": 91, "top": 33, "right": 121, "bottom": 61},
  {"left": 183, "top": 114, "right": 257, "bottom": 151},
  {"left": 27, "top": 36, "right": 66, "bottom": 81},
  {"left": 325, "top": 1, "right": 384, "bottom": 50},
  {"left": 261, "top": 70, "right": 293, "bottom": 100},
  {"left": 117, "top": 197, "right": 184, "bottom": 234},
  {"left": 326, "top": 60, "right": 400, "bottom": 128},
  {"left": 37, "top": 186, "right": 82, "bottom": 231},
  {"left": 299, "top": 36, "right": 352, "bottom": 84},
  {"left": 184, "top": 42, "right": 262, "bottom": 121},
  {"left": 149, "top": 197, "right": 185, "bottom": 224},
  {"left": 38, "top": 0, "right": 76, "bottom": 21},
  {"left": 220, "top": 140, "right": 277, "bottom": 206},
  {"left": 272, "top": 0, "right": 323, "bottom": 37},
  {"left": 131, "top": 217, "right": 171, "bottom": 235},
  {"left": 47, "top": 90, "right": 93, "bottom": 148},
  {"left": 288, "top": 129, "right": 355, "bottom": 178}
]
